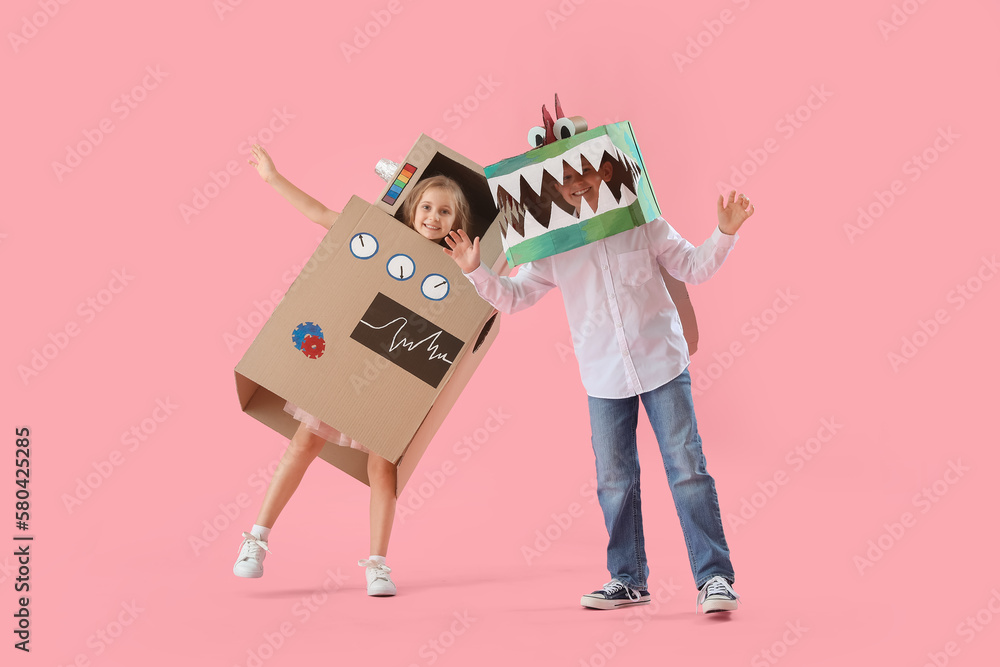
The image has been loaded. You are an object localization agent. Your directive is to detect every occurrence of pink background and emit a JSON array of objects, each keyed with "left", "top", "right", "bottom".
[{"left": 5, "top": 0, "right": 1000, "bottom": 665}]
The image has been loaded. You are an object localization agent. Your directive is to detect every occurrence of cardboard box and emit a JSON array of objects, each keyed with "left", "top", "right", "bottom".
[
  {"left": 235, "top": 136, "right": 505, "bottom": 492},
  {"left": 486, "top": 121, "right": 661, "bottom": 267}
]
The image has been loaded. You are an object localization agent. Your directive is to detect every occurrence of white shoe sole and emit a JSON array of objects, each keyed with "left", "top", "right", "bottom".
[
  {"left": 580, "top": 595, "right": 650, "bottom": 610},
  {"left": 367, "top": 584, "right": 396, "bottom": 597},
  {"left": 233, "top": 564, "right": 263, "bottom": 578},
  {"left": 701, "top": 599, "right": 738, "bottom": 613}
]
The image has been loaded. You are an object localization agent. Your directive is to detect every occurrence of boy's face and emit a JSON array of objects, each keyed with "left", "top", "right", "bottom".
[{"left": 553, "top": 156, "right": 613, "bottom": 214}]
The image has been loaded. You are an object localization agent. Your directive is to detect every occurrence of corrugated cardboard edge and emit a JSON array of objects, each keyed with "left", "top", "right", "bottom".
[{"left": 386, "top": 312, "right": 499, "bottom": 493}]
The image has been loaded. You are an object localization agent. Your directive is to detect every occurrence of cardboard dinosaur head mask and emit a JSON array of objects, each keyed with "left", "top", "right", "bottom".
[{"left": 486, "top": 94, "right": 662, "bottom": 267}]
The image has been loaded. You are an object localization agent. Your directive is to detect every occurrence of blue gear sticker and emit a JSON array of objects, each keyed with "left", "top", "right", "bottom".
[{"left": 292, "top": 322, "right": 324, "bottom": 350}]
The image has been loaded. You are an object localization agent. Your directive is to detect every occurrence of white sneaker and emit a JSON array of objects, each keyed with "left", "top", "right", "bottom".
[
  {"left": 697, "top": 576, "right": 739, "bottom": 613},
  {"left": 358, "top": 559, "right": 396, "bottom": 596},
  {"left": 233, "top": 532, "right": 271, "bottom": 578}
]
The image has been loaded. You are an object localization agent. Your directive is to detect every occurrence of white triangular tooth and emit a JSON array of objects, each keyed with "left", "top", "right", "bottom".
[
  {"left": 562, "top": 149, "right": 583, "bottom": 176},
  {"left": 581, "top": 139, "right": 610, "bottom": 172},
  {"left": 578, "top": 194, "right": 598, "bottom": 221},
  {"left": 504, "top": 214, "right": 525, "bottom": 241},
  {"left": 500, "top": 229, "right": 513, "bottom": 252},
  {"left": 489, "top": 172, "right": 521, "bottom": 204},
  {"left": 540, "top": 158, "right": 565, "bottom": 188},
  {"left": 632, "top": 156, "right": 644, "bottom": 178},
  {"left": 486, "top": 179, "right": 502, "bottom": 206},
  {"left": 500, "top": 204, "right": 524, "bottom": 241},
  {"left": 594, "top": 181, "right": 618, "bottom": 215},
  {"left": 548, "top": 201, "right": 580, "bottom": 231},
  {"left": 620, "top": 182, "right": 638, "bottom": 206},
  {"left": 520, "top": 208, "right": 548, "bottom": 239},
  {"left": 507, "top": 237, "right": 528, "bottom": 256},
  {"left": 504, "top": 172, "right": 525, "bottom": 203},
  {"left": 520, "top": 164, "right": 545, "bottom": 197},
  {"left": 498, "top": 207, "right": 513, "bottom": 236}
]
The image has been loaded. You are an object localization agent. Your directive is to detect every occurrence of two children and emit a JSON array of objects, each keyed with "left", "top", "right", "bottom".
[
  {"left": 233, "top": 132, "right": 753, "bottom": 615},
  {"left": 233, "top": 144, "right": 470, "bottom": 596},
  {"left": 444, "top": 153, "right": 754, "bottom": 612}
]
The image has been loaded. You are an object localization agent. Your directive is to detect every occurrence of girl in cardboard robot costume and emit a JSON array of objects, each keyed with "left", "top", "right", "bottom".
[{"left": 232, "top": 144, "right": 471, "bottom": 596}]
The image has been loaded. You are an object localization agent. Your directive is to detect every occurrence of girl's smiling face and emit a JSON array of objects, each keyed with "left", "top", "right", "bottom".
[{"left": 412, "top": 187, "right": 457, "bottom": 240}]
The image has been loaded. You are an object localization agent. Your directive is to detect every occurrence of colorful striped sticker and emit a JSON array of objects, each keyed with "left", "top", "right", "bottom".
[{"left": 381, "top": 163, "right": 417, "bottom": 205}]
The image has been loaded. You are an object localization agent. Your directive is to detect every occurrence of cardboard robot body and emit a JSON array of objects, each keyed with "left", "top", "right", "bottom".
[{"left": 235, "top": 136, "right": 504, "bottom": 492}]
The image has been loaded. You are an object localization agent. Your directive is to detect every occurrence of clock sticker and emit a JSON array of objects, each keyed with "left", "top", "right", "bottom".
[
  {"left": 421, "top": 274, "right": 450, "bottom": 301},
  {"left": 350, "top": 232, "right": 378, "bottom": 259},
  {"left": 386, "top": 253, "right": 415, "bottom": 281}
]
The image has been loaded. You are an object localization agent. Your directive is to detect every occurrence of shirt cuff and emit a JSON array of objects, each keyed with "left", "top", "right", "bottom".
[
  {"left": 712, "top": 225, "right": 739, "bottom": 246},
  {"left": 464, "top": 262, "right": 492, "bottom": 284}
]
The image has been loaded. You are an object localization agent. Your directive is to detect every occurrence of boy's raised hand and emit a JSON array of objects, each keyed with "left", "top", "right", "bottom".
[
  {"left": 443, "top": 229, "right": 480, "bottom": 273},
  {"left": 248, "top": 144, "right": 278, "bottom": 183},
  {"left": 717, "top": 190, "right": 755, "bottom": 235}
]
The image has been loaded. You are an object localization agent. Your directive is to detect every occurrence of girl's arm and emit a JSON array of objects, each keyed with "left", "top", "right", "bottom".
[
  {"left": 248, "top": 144, "right": 340, "bottom": 229},
  {"left": 661, "top": 268, "right": 699, "bottom": 355}
]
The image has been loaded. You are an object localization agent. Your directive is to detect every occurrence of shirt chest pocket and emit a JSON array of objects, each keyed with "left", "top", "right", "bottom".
[{"left": 618, "top": 249, "right": 654, "bottom": 287}]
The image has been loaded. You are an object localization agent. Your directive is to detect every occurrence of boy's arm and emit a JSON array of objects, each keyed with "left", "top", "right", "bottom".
[
  {"left": 444, "top": 230, "right": 556, "bottom": 314},
  {"left": 645, "top": 218, "right": 738, "bottom": 285},
  {"left": 651, "top": 219, "right": 737, "bottom": 285},
  {"left": 249, "top": 144, "right": 340, "bottom": 229},
  {"left": 654, "top": 190, "right": 753, "bottom": 284},
  {"left": 465, "top": 261, "right": 557, "bottom": 315}
]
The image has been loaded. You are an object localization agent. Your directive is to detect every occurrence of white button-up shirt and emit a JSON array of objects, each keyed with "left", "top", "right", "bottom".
[{"left": 465, "top": 219, "right": 738, "bottom": 399}]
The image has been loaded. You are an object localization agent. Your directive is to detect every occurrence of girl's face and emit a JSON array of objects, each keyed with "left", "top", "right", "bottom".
[{"left": 412, "top": 187, "right": 457, "bottom": 241}]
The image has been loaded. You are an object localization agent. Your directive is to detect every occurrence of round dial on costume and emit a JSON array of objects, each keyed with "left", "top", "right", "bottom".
[
  {"left": 350, "top": 232, "right": 378, "bottom": 259},
  {"left": 387, "top": 254, "right": 415, "bottom": 281},
  {"left": 421, "top": 274, "right": 450, "bottom": 301}
]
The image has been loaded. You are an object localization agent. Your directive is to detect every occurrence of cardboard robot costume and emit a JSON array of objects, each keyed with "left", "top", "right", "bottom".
[{"left": 235, "top": 136, "right": 505, "bottom": 491}]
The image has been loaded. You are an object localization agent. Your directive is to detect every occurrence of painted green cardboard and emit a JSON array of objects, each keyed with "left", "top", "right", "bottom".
[{"left": 485, "top": 121, "right": 661, "bottom": 267}]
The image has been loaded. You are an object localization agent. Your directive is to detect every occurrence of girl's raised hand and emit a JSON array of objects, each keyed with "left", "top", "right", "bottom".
[
  {"left": 717, "top": 190, "right": 755, "bottom": 235},
  {"left": 248, "top": 144, "right": 278, "bottom": 183},
  {"left": 443, "top": 229, "right": 480, "bottom": 273}
]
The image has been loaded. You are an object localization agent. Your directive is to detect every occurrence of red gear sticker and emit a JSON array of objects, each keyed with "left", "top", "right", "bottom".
[{"left": 300, "top": 334, "right": 325, "bottom": 359}]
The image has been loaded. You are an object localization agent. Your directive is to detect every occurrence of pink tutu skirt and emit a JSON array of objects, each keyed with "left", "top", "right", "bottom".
[{"left": 283, "top": 401, "right": 369, "bottom": 453}]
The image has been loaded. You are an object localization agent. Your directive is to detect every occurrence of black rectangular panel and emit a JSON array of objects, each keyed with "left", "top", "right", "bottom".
[{"left": 350, "top": 293, "right": 463, "bottom": 387}]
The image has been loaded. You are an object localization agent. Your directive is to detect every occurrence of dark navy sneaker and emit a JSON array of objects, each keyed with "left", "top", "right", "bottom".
[
  {"left": 581, "top": 579, "right": 651, "bottom": 610},
  {"left": 696, "top": 576, "right": 740, "bottom": 613}
]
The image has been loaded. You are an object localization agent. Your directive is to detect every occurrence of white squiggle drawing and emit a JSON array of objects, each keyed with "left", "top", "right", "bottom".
[{"left": 358, "top": 317, "right": 455, "bottom": 365}]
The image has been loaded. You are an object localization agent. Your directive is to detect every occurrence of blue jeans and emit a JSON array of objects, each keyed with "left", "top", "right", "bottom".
[{"left": 587, "top": 368, "right": 734, "bottom": 590}]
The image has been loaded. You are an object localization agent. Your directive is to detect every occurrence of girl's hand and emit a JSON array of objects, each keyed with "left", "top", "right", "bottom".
[
  {"left": 717, "top": 190, "right": 755, "bottom": 235},
  {"left": 443, "top": 229, "right": 481, "bottom": 273},
  {"left": 248, "top": 144, "right": 278, "bottom": 183}
]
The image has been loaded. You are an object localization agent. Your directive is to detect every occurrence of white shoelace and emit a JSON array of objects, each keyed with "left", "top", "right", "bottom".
[
  {"left": 603, "top": 579, "right": 642, "bottom": 601},
  {"left": 696, "top": 576, "right": 739, "bottom": 612},
  {"left": 358, "top": 559, "right": 392, "bottom": 581},
  {"left": 238, "top": 532, "right": 272, "bottom": 559}
]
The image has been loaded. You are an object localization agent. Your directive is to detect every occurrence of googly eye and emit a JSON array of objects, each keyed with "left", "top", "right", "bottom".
[
  {"left": 527, "top": 126, "right": 546, "bottom": 148},
  {"left": 553, "top": 117, "right": 577, "bottom": 140}
]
